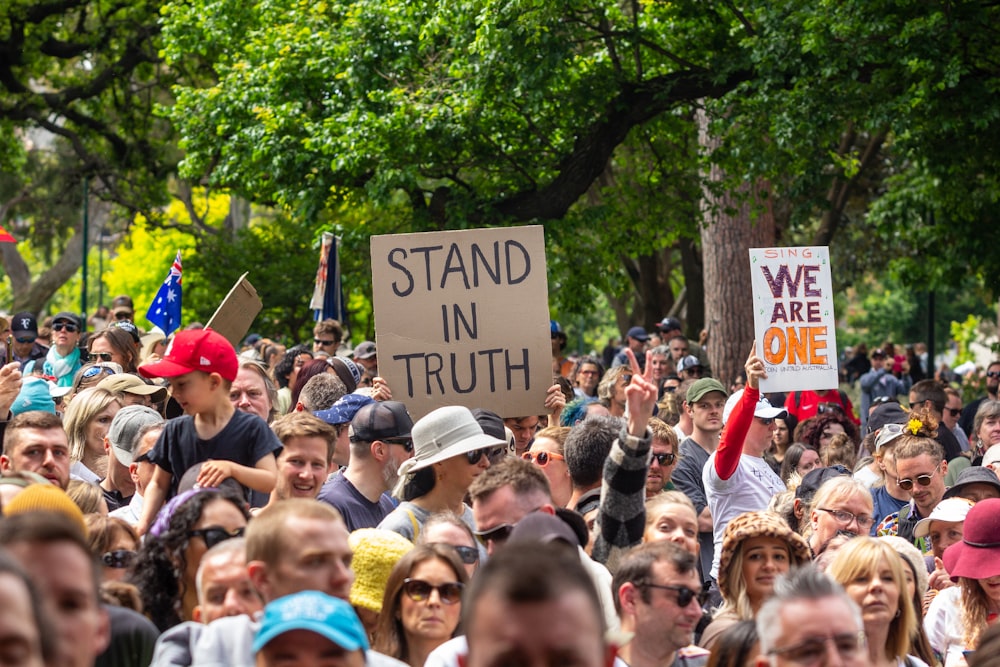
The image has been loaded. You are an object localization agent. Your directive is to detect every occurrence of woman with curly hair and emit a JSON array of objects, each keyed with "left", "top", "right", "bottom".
[
  {"left": 372, "top": 543, "right": 468, "bottom": 667},
  {"left": 699, "top": 511, "right": 811, "bottom": 649},
  {"left": 794, "top": 410, "right": 860, "bottom": 453},
  {"left": 128, "top": 487, "right": 249, "bottom": 631},
  {"left": 65, "top": 386, "right": 123, "bottom": 483}
]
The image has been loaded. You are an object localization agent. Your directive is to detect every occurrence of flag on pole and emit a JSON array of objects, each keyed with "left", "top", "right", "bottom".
[
  {"left": 309, "top": 232, "right": 347, "bottom": 322},
  {"left": 146, "top": 251, "right": 183, "bottom": 336}
]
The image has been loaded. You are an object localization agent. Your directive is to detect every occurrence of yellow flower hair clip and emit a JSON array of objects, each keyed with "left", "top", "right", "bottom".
[{"left": 907, "top": 418, "right": 922, "bottom": 435}]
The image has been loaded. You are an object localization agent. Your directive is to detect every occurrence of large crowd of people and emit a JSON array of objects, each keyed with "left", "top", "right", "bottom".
[{"left": 1, "top": 305, "right": 1000, "bottom": 667}]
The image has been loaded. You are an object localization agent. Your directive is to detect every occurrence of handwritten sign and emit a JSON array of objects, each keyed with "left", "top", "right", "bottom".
[
  {"left": 206, "top": 273, "right": 263, "bottom": 349},
  {"left": 370, "top": 226, "right": 551, "bottom": 420},
  {"left": 750, "top": 247, "right": 838, "bottom": 393}
]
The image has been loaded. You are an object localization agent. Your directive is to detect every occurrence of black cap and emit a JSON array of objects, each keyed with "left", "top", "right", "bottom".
[
  {"left": 867, "top": 402, "right": 908, "bottom": 435},
  {"left": 350, "top": 401, "right": 413, "bottom": 442},
  {"left": 10, "top": 312, "right": 38, "bottom": 336},
  {"left": 658, "top": 317, "right": 682, "bottom": 333},
  {"left": 508, "top": 511, "right": 580, "bottom": 548},
  {"left": 110, "top": 320, "right": 141, "bottom": 344},
  {"left": 470, "top": 408, "right": 506, "bottom": 441},
  {"left": 51, "top": 311, "right": 81, "bottom": 328},
  {"left": 795, "top": 464, "right": 851, "bottom": 501}
]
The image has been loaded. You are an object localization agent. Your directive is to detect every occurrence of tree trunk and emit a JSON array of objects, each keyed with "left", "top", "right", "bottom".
[{"left": 698, "top": 109, "right": 775, "bottom": 387}]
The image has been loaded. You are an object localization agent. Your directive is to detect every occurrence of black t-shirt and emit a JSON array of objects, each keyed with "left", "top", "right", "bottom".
[
  {"left": 148, "top": 410, "right": 281, "bottom": 501},
  {"left": 318, "top": 473, "right": 396, "bottom": 532}
]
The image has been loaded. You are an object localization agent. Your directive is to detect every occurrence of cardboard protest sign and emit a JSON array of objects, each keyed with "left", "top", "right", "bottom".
[
  {"left": 206, "top": 273, "right": 263, "bottom": 349},
  {"left": 750, "top": 247, "right": 838, "bottom": 393},
  {"left": 371, "top": 226, "right": 551, "bottom": 420}
]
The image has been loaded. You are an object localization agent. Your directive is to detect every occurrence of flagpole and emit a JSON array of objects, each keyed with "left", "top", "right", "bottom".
[{"left": 81, "top": 176, "right": 89, "bottom": 322}]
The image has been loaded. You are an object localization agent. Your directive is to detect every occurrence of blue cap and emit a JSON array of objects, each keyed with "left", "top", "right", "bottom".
[
  {"left": 10, "top": 377, "right": 56, "bottom": 415},
  {"left": 626, "top": 326, "right": 649, "bottom": 342},
  {"left": 315, "top": 393, "right": 375, "bottom": 426},
  {"left": 252, "top": 592, "right": 369, "bottom": 654}
]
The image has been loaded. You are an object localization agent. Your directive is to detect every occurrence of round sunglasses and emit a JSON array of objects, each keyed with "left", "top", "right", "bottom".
[
  {"left": 521, "top": 450, "right": 565, "bottom": 467},
  {"left": 402, "top": 578, "right": 464, "bottom": 605}
]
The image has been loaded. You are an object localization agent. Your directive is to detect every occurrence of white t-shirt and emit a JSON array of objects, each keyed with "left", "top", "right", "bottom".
[
  {"left": 924, "top": 586, "right": 967, "bottom": 667},
  {"left": 703, "top": 453, "right": 785, "bottom": 579},
  {"left": 854, "top": 465, "right": 881, "bottom": 489}
]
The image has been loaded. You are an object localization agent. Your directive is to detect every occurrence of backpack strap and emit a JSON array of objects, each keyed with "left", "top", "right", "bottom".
[{"left": 405, "top": 507, "right": 421, "bottom": 542}]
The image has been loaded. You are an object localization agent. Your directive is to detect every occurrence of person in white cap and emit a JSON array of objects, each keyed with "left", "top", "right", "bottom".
[
  {"left": 377, "top": 406, "right": 505, "bottom": 542},
  {"left": 915, "top": 497, "right": 975, "bottom": 593},
  {"left": 704, "top": 344, "right": 787, "bottom": 591}
]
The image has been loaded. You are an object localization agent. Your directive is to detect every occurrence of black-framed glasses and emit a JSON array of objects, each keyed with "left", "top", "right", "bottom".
[
  {"left": 188, "top": 526, "right": 246, "bottom": 550},
  {"left": 52, "top": 322, "right": 79, "bottom": 333},
  {"left": 101, "top": 549, "right": 137, "bottom": 569},
  {"left": 818, "top": 507, "right": 874, "bottom": 530},
  {"left": 897, "top": 467, "right": 940, "bottom": 491},
  {"left": 383, "top": 437, "right": 414, "bottom": 453},
  {"left": 466, "top": 447, "right": 503, "bottom": 465},
  {"left": 768, "top": 632, "right": 866, "bottom": 665},
  {"left": 87, "top": 352, "right": 114, "bottom": 363},
  {"left": 402, "top": 578, "right": 464, "bottom": 604},
  {"left": 642, "top": 583, "right": 708, "bottom": 608},
  {"left": 314, "top": 338, "right": 336, "bottom": 346},
  {"left": 522, "top": 450, "right": 565, "bottom": 467},
  {"left": 652, "top": 452, "right": 676, "bottom": 465}
]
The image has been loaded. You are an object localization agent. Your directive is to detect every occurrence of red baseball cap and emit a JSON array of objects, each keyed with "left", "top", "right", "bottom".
[{"left": 138, "top": 328, "right": 238, "bottom": 382}]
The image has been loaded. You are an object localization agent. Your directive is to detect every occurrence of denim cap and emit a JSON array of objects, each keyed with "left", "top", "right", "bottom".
[{"left": 252, "top": 592, "right": 369, "bottom": 654}]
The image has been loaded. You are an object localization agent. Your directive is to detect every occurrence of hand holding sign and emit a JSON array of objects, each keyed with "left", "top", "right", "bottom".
[
  {"left": 625, "top": 350, "right": 657, "bottom": 437},
  {"left": 745, "top": 342, "right": 768, "bottom": 391}
]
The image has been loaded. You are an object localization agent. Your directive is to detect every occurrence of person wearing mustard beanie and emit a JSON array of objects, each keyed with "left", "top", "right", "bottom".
[
  {"left": 347, "top": 528, "right": 414, "bottom": 637},
  {"left": 2, "top": 483, "right": 88, "bottom": 535}
]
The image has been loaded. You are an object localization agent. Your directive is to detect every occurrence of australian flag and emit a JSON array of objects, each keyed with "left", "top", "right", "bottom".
[{"left": 146, "top": 251, "right": 183, "bottom": 336}]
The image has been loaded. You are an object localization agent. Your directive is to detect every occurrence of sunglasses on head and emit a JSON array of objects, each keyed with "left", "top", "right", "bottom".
[
  {"left": 521, "top": 450, "right": 564, "bottom": 467},
  {"left": 101, "top": 549, "right": 137, "bottom": 569},
  {"left": 87, "top": 352, "right": 114, "bottom": 363},
  {"left": 429, "top": 543, "right": 479, "bottom": 564},
  {"left": 643, "top": 583, "right": 708, "bottom": 608},
  {"left": 466, "top": 447, "right": 503, "bottom": 465},
  {"left": 81, "top": 365, "right": 117, "bottom": 380},
  {"left": 188, "top": 526, "right": 246, "bottom": 550},
  {"left": 652, "top": 452, "right": 676, "bottom": 466},
  {"left": 402, "top": 578, "right": 464, "bottom": 604},
  {"left": 52, "top": 322, "right": 79, "bottom": 333}
]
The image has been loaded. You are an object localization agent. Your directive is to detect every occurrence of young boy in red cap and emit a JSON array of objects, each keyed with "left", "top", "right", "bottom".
[{"left": 135, "top": 328, "right": 279, "bottom": 534}]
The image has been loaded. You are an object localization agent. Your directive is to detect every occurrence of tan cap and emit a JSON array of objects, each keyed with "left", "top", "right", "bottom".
[{"left": 97, "top": 373, "right": 167, "bottom": 403}]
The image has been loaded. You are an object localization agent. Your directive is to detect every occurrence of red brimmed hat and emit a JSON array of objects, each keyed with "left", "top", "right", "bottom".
[
  {"left": 943, "top": 497, "right": 1000, "bottom": 582},
  {"left": 138, "top": 328, "right": 238, "bottom": 382}
]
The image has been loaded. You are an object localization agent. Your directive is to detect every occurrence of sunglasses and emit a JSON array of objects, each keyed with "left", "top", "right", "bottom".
[
  {"left": 466, "top": 447, "right": 503, "bottom": 465},
  {"left": 441, "top": 544, "right": 480, "bottom": 564},
  {"left": 897, "top": 468, "right": 939, "bottom": 491},
  {"left": 652, "top": 452, "right": 676, "bottom": 465},
  {"left": 474, "top": 522, "right": 515, "bottom": 545},
  {"left": 871, "top": 396, "right": 897, "bottom": 406},
  {"left": 816, "top": 403, "right": 844, "bottom": 415},
  {"left": 52, "top": 322, "right": 79, "bottom": 333},
  {"left": 314, "top": 339, "right": 336, "bottom": 346},
  {"left": 989, "top": 371, "right": 1000, "bottom": 379},
  {"left": 946, "top": 407, "right": 962, "bottom": 417},
  {"left": 756, "top": 417, "right": 775, "bottom": 426},
  {"left": 81, "top": 365, "right": 117, "bottom": 380},
  {"left": 114, "top": 312, "right": 133, "bottom": 320},
  {"left": 643, "top": 583, "right": 708, "bottom": 608},
  {"left": 402, "top": 578, "right": 464, "bottom": 605},
  {"left": 101, "top": 549, "right": 137, "bottom": 569},
  {"left": 188, "top": 526, "right": 246, "bottom": 550},
  {"left": 521, "top": 450, "right": 565, "bottom": 467},
  {"left": 622, "top": 374, "right": 633, "bottom": 385},
  {"left": 87, "top": 352, "right": 114, "bottom": 363},
  {"left": 13, "top": 335, "right": 34, "bottom": 344},
  {"left": 383, "top": 437, "right": 414, "bottom": 453}
]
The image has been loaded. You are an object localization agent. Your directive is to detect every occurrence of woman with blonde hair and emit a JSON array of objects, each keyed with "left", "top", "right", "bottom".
[
  {"left": 643, "top": 490, "right": 700, "bottom": 556},
  {"left": 805, "top": 475, "right": 874, "bottom": 557},
  {"left": 64, "top": 386, "right": 124, "bottom": 483},
  {"left": 699, "top": 510, "right": 811, "bottom": 649},
  {"left": 523, "top": 425, "right": 573, "bottom": 507},
  {"left": 828, "top": 537, "right": 927, "bottom": 667},
  {"left": 597, "top": 366, "right": 630, "bottom": 417}
]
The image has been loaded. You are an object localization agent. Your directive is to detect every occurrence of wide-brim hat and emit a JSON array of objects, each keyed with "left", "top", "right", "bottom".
[
  {"left": 407, "top": 406, "right": 505, "bottom": 473},
  {"left": 943, "top": 466, "right": 1000, "bottom": 501},
  {"left": 943, "top": 497, "right": 1000, "bottom": 581},
  {"left": 717, "top": 510, "right": 811, "bottom": 600}
]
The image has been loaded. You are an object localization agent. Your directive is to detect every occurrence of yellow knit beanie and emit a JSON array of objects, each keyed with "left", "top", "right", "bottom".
[
  {"left": 3, "top": 483, "right": 88, "bottom": 535},
  {"left": 347, "top": 528, "right": 414, "bottom": 613}
]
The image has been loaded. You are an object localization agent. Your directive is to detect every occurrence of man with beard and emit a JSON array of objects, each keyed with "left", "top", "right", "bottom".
[
  {"left": 259, "top": 412, "right": 338, "bottom": 510},
  {"left": 318, "top": 401, "right": 415, "bottom": 531}
]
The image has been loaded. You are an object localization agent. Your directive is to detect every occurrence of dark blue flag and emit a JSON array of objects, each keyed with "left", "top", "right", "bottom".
[{"left": 146, "top": 251, "right": 182, "bottom": 335}]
